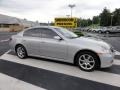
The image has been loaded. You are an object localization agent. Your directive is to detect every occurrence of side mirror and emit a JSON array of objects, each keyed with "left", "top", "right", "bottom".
[{"left": 54, "top": 36, "right": 62, "bottom": 40}]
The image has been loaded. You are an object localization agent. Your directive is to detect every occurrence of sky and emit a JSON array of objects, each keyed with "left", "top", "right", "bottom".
[{"left": 0, "top": 0, "right": 120, "bottom": 22}]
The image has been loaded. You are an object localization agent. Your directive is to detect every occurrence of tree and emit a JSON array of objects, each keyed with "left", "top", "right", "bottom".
[
  {"left": 80, "top": 19, "right": 88, "bottom": 27},
  {"left": 77, "top": 18, "right": 81, "bottom": 27},
  {"left": 112, "top": 8, "right": 120, "bottom": 26},
  {"left": 77, "top": 7, "right": 120, "bottom": 27},
  {"left": 87, "top": 19, "right": 92, "bottom": 26},
  {"left": 77, "top": 18, "right": 92, "bottom": 27},
  {"left": 100, "top": 8, "right": 111, "bottom": 26},
  {"left": 92, "top": 16, "right": 100, "bottom": 24}
]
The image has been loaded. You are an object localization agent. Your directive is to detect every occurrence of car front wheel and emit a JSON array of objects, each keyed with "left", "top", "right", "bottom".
[
  {"left": 76, "top": 51, "right": 100, "bottom": 71},
  {"left": 16, "top": 45, "right": 27, "bottom": 59}
]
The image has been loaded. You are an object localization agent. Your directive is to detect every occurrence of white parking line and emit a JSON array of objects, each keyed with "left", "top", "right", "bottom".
[
  {"left": 1, "top": 53, "right": 120, "bottom": 88},
  {"left": 115, "top": 50, "right": 120, "bottom": 55},
  {"left": 113, "top": 59, "right": 120, "bottom": 65},
  {"left": 0, "top": 73, "right": 46, "bottom": 90},
  {"left": 0, "top": 39, "right": 9, "bottom": 43}
]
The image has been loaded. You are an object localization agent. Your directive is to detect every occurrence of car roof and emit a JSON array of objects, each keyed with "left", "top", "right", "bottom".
[
  {"left": 21, "top": 26, "right": 62, "bottom": 34},
  {"left": 26, "top": 26, "right": 60, "bottom": 29}
]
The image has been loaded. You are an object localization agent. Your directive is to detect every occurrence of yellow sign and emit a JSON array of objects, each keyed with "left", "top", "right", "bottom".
[{"left": 54, "top": 18, "right": 77, "bottom": 28}]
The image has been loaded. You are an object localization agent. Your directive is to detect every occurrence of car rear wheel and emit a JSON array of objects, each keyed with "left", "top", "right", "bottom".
[
  {"left": 98, "top": 31, "right": 102, "bottom": 34},
  {"left": 16, "top": 45, "right": 27, "bottom": 59},
  {"left": 76, "top": 51, "right": 99, "bottom": 71},
  {"left": 105, "top": 31, "right": 110, "bottom": 34}
]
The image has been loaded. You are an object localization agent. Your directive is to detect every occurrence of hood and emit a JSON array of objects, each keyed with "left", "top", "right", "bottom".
[{"left": 69, "top": 36, "right": 110, "bottom": 49}]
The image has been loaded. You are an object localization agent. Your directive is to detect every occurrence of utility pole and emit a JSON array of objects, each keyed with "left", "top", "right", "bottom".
[
  {"left": 111, "top": 15, "right": 114, "bottom": 26},
  {"left": 68, "top": 4, "right": 75, "bottom": 18},
  {"left": 99, "top": 17, "right": 101, "bottom": 26}
]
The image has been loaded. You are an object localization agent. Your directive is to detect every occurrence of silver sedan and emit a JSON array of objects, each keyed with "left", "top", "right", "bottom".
[{"left": 9, "top": 26, "right": 115, "bottom": 71}]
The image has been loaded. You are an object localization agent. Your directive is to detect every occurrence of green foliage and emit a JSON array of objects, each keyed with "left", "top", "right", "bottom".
[
  {"left": 112, "top": 8, "right": 120, "bottom": 26},
  {"left": 100, "top": 7, "right": 111, "bottom": 26},
  {"left": 78, "top": 18, "right": 92, "bottom": 27},
  {"left": 92, "top": 16, "right": 100, "bottom": 24},
  {"left": 77, "top": 7, "right": 120, "bottom": 27},
  {"left": 73, "top": 31, "right": 84, "bottom": 36},
  {"left": 88, "top": 24, "right": 100, "bottom": 28}
]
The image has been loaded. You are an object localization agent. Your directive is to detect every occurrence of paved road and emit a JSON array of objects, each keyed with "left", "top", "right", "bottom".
[
  {"left": 0, "top": 51, "right": 120, "bottom": 90},
  {"left": 0, "top": 32, "right": 17, "bottom": 56},
  {"left": 104, "top": 37, "right": 120, "bottom": 51},
  {"left": 82, "top": 32, "right": 120, "bottom": 52}
]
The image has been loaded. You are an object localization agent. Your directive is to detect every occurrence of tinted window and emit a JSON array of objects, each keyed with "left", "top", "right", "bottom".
[
  {"left": 40, "top": 28, "right": 58, "bottom": 39},
  {"left": 23, "top": 28, "right": 40, "bottom": 37},
  {"left": 55, "top": 27, "right": 78, "bottom": 39}
]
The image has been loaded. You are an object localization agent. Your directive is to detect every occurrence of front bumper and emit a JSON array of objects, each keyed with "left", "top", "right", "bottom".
[{"left": 99, "top": 52, "right": 115, "bottom": 68}]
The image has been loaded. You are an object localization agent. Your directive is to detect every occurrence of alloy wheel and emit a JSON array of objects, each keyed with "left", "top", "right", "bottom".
[
  {"left": 17, "top": 46, "right": 25, "bottom": 58},
  {"left": 78, "top": 54, "right": 95, "bottom": 70}
]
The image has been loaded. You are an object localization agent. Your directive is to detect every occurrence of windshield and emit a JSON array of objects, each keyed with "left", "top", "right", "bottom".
[{"left": 55, "top": 28, "right": 78, "bottom": 39}]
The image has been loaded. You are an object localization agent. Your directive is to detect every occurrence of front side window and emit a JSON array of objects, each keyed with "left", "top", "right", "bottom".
[
  {"left": 23, "top": 28, "right": 40, "bottom": 37},
  {"left": 40, "top": 28, "right": 58, "bottom": 39},
  {"left": 55, "top": 27, "right": 78, "bottom": 39}
]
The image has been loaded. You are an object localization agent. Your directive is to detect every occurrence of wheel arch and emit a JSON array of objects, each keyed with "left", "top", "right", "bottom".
[
  {"left": 15, "top": 44, "right": 26, "bottom": 52},
  {"left": 74, "top": 49, "right": 101, "bottom": 68}
]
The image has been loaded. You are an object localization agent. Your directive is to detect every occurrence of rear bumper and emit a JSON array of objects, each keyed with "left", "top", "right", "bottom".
[
  {"left": 9, "top": 41, "right": 15, "bottom": 52},
  {"left": 99, "top": 53, "right": 114, "bottom": 68}
]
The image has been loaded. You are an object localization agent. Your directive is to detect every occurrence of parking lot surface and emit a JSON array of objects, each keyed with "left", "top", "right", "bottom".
[
  {"left": 0, "top": 32, "right": 17, "bottom": 56},
  {"left": 83, "top": 32, "right": 120, "bottom": 52},
  {"left": 0, "top": 31, "right": 120, "bottom": 90},
  {"left": 0, "top": 50, "right": 120, "bottom": 90}
]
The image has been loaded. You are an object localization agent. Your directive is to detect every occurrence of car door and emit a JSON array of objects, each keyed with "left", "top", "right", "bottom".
[
  {"left": 39, "top": 28, "right": 68, "bottom": 61},
  {"left": 22, "top": 28, "right": 42, "bottom": 56}
]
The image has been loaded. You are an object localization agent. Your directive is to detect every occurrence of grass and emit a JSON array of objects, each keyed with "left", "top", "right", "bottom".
[
  {"left": 88, "top": 24, "right": 100, "bottom": 28},
  {"left": 73, "top": 31, "right": 84, "bottom": 37}
]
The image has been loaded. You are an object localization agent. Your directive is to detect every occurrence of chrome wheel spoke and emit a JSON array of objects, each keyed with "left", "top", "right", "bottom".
[
  {"left": 81, "top": 62, "right": 85, "bottom": 65},
  {"left": 87, "top": 63, "right": 93, "bottom": 67},
  {"left": 82, "top": 55, "right": 86, "bottom": 60},
  {"left": 79, "top": 54, "right": 95, "bottom": 70},
  {"left": 87, "top": 55, "right": 91, "bottom": 60},
  {"left": 79, "top": 59, "right": 84, "bottom": 62},
  {"left": 88, "top": 60, "right": 94, "bottom": 63},
  {"left": 17, "top": 47, "right": 25, "bottom": 58},
  {"left": 84, "top": 64, "right": 88, "bottom": 69}
]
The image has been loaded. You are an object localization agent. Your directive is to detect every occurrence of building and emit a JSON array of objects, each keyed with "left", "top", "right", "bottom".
[{"left": 0, "top": 14, "right": 40, "bottom": 32}]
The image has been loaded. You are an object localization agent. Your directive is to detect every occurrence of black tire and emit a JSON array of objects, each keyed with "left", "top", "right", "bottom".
[
  {"left": 75, "top": 51, "right": 100, "bottom": 72},
  {"left": 98, "top": 31, "right": 102, "bottom": 34},
  {"left": 15, "top": 45, "right": 27, "bottom": 59},
  {"left": 105, "top": 31, "right": 110, "bottom": 34}
]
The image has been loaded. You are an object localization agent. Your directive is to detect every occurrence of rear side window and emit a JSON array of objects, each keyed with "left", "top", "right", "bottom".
[
  {"left": 40, "top": 28, "right": 58, "bottom": 39},
  {"left": 23, "top": 28, "right": 41, "bottom": 37}
]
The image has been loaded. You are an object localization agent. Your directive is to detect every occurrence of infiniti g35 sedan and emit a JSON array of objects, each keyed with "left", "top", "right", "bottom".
[{"left": 9, "top": 26, "right": 115, "bottom": 71}]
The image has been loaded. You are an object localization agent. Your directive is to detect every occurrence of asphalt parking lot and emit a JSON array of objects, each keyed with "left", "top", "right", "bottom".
[
  {"left": 0, "top": 32, "right": 17, "bottom": 56},
  {"left": 82, "top": 32, "right": 120, "bottom": 59},
  {"left": 0, "top": 31, "right": 120, "bottom": 90},
  {"left": 83, "top": 32, "right": 120, "bottom": 52}
]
